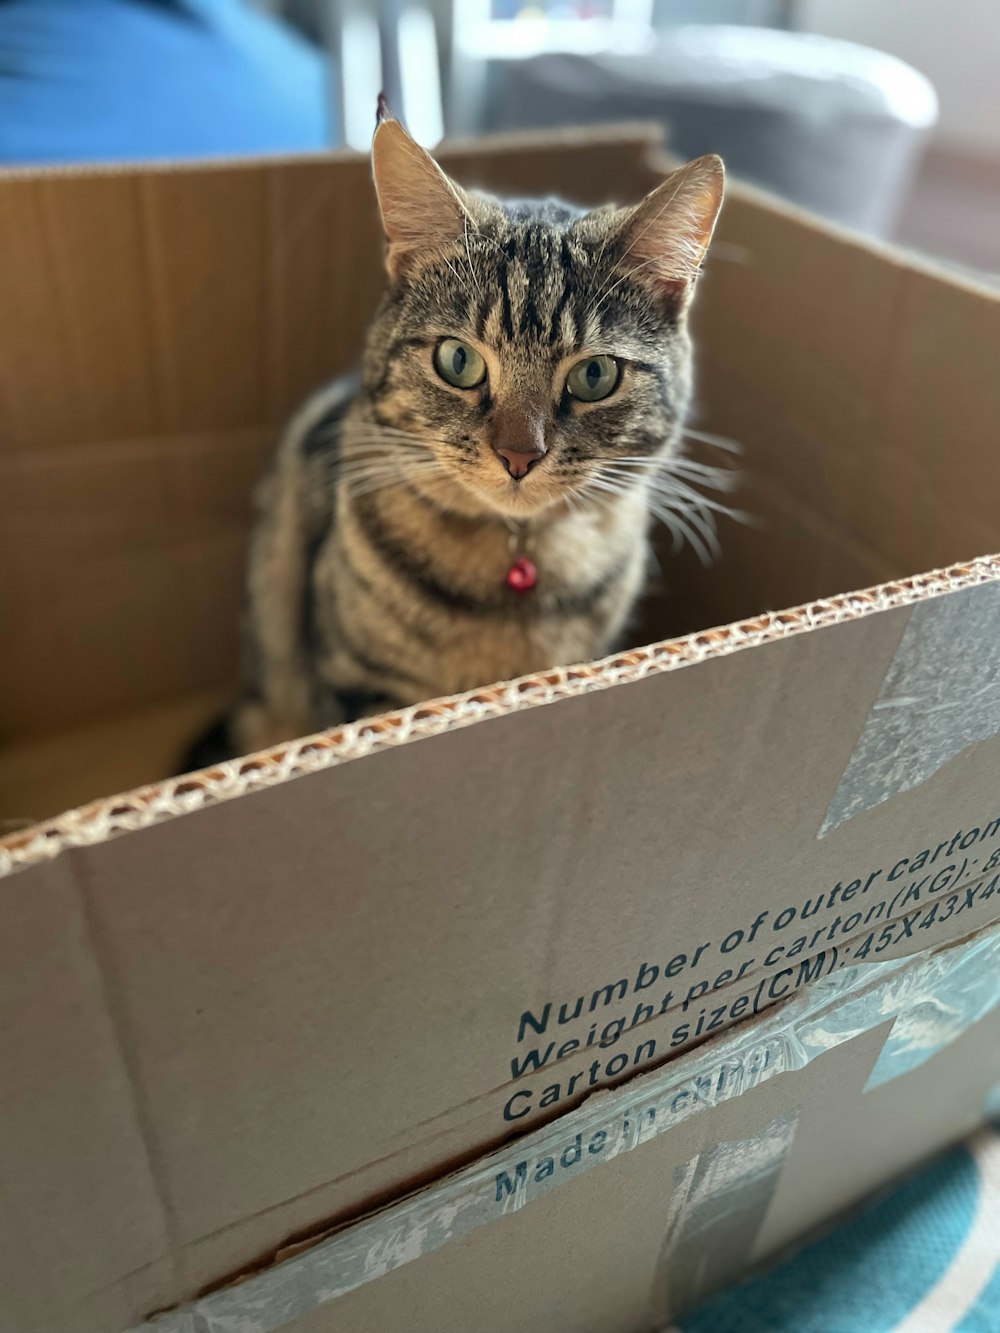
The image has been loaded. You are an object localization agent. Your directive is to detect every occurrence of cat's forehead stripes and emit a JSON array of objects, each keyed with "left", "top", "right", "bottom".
[
  {"left": 466, "top": 212, "right": 602, "bottom": 355},
  {"left": 395, "top": 195, "right": 668, "bottom": 360},
  {"left": 444, "top": 203, "right": 673, "bottom": 362}
]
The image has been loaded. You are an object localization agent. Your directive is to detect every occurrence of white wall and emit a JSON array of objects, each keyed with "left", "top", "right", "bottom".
[{"left": 797, "top": 0, "right": 1000, "bottom": 158}]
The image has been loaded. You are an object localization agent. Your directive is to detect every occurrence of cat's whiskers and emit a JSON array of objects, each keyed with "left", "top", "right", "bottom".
[
  {"left": 599, "top": 456, "right": 742, "bottom": 504},
  {"left": 337, "top": 448, "right": 441, "bottom": 471},
  {"left": 312, "top": 421, "right": 464, "bottom": 462},
  {"left": 579, "top": 476, "right": 715, "bottom": 565},
  {"left": 668, "top": 460, "right": 740, "bottom": 488},
  {"left": 336, "top": 441, "right": 446, "bottom": 476},
  {"left": 348, "top": 424, "right": 465, "bottom": 451},
  {"left": 317, "top": 436, "right": 453, "bottom": 478},
  {"left": 338, "top": 456, "right": 445, "bottom": 500},
  {"left": 581, "top": 470, "right": 724, "bottom": 566},
  {"left": 681, "top": 426, "right": 742, "bottom": 454},
  {"left": 600, "top": 452, "right": 739, "bottom": 484},
  {"left": 607, "top": 466, "right": 748, "bottom": 536},
  {"left": 336, "top": 458, "right": 428, "bottom": 479}
]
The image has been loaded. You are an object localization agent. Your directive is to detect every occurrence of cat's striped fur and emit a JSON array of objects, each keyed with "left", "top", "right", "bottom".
[{"left": 185, "top": 117, "right": 724, "bottom": 766}]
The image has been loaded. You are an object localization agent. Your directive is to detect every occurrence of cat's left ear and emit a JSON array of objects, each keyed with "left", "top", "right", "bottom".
[
  {"left": 372, "top": 111, "right": 471, "bottom": 280},
  {"left": 617, "top": 155, "right": 725, "bottom": 312}
]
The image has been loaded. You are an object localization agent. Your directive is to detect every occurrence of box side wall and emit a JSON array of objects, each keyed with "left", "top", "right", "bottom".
[{"left": 672, "top": 180, "right": 1000, "bottom": 634}]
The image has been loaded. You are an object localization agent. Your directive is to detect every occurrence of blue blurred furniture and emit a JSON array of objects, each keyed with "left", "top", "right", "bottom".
[{"left": 0, "top": 0, "right": 331, "bottom": 164}]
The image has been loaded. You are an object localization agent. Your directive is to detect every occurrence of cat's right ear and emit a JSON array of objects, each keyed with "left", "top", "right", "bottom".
[
  {"left": 372, "top": 112, "right": 469, "bottom": 280},
  {"left": 616, "top": 155, "right": 725, "bottom": 314}
]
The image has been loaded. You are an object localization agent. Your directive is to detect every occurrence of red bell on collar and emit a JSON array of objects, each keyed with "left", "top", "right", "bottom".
[{"left": 506, "top": 557, "right": 538, "bottom": 593}]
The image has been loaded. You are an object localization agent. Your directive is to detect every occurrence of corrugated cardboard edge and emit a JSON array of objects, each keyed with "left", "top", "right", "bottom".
[
  {"left": 127, "top": 926, "right": 1000, "bottom": 1333},
  {"left": 3, "top": 553, "right": 999, "bottom": 880}
]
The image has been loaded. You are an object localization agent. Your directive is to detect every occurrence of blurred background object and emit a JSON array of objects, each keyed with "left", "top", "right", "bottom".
[
  {"left": 472, "top": 23, "right": 937, "bottom": 237},
  {"left": 795, "top": 0, "right": 1000, "bottom": 278},
  {"left": 0, "top": 0, "right": 331, "bottom": 161},
  {"left": 0, "top": 1, "right": 997, "bottom": 277}
]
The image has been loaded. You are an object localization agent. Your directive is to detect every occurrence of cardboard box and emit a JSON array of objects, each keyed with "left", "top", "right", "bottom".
[{"left": 0, "top": 128, "right": 999, "bottom": 1333}]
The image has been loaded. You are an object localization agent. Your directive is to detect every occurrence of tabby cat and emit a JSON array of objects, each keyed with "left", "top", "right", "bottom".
[{"left": 186, "top": 112, "right": 725, "bottom": 767}]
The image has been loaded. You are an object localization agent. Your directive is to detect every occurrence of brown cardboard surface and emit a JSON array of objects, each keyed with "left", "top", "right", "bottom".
[
  {"left": 0, "top": 856, "right": 172, "bottom": 1333},
  {"left": 318, "top": 1130, "right": 678, "bottom": 1333},
  {"left": 1, "top": 130, "right": 1000, "bottom": 1333},
  {"left": 0, "top": 688, "right": 229, "bottom": 825},
  {"left": 690, "top": 179, "right": 1000, "bottom": 580},
  {"left": 59, "top": 612, "right": 912, "bottom": 1234},
  {"left": 0, "top": 427, "right": 271, "bottom": 738}
]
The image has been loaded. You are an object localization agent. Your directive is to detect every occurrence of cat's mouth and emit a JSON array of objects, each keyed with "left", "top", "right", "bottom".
[
  {"left": 477, "top": 468, "right": 575, "bottom": 520},
  {"left": 408, "top": 448, "right": 582, "bottom": 520}
]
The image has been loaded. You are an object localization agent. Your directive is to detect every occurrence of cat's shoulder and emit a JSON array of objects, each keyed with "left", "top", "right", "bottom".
[{"left": 282, "top": 373, "right": 361, "bottom": 463}]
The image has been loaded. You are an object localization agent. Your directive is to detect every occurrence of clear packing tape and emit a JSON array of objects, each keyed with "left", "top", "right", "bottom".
[
  {"left": 134, "top": 928, "right": 1000, "bottom": 1333},
  {"left": 821, "top": 582, "right": 1000, "bottom": 835}
]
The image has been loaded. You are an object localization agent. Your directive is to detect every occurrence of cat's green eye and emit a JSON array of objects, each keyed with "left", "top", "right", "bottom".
[
  {"left": 434, "top": 338, "right": 487, "bottom": 389},
  {"left": 566, "top": 355, "right": 620, "bottom": 403}
]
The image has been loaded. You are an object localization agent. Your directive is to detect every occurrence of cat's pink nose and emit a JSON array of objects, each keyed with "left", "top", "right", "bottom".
[{"left": 496, "top": 447, "right": 544, "bottom": 480}]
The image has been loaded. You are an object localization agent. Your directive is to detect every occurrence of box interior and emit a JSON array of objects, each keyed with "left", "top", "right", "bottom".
[{"left": 3, "top": 128, "right": 1000, "bottom": 822}]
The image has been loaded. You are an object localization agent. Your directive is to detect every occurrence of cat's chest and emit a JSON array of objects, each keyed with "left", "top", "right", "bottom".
[
  {"left": 423, "top": 612, "right": 611, "bottom": 699},
  {"left": 317, "top": 488, "right": 647, "bottom": 696}
]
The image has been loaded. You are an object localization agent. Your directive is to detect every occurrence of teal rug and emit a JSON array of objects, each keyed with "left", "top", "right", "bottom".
[{"left": 674, "top": 1124, "right": 1000, "bottom": 1333}]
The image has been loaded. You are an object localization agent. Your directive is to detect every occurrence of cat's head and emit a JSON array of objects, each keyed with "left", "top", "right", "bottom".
[{"left": 360, "top": 114, "right": 724, "bottom": 522}]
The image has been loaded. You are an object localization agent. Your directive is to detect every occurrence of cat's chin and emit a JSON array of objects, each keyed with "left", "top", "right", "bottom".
[
  {"left": 411, "top": 471, "right": 569, "bottom": 522},
  {"left": 459, "top": 468, "right": 590, "bottom": 520},
  {"left": 459, "top": 484, "right": 570, "bottom": 522}
]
